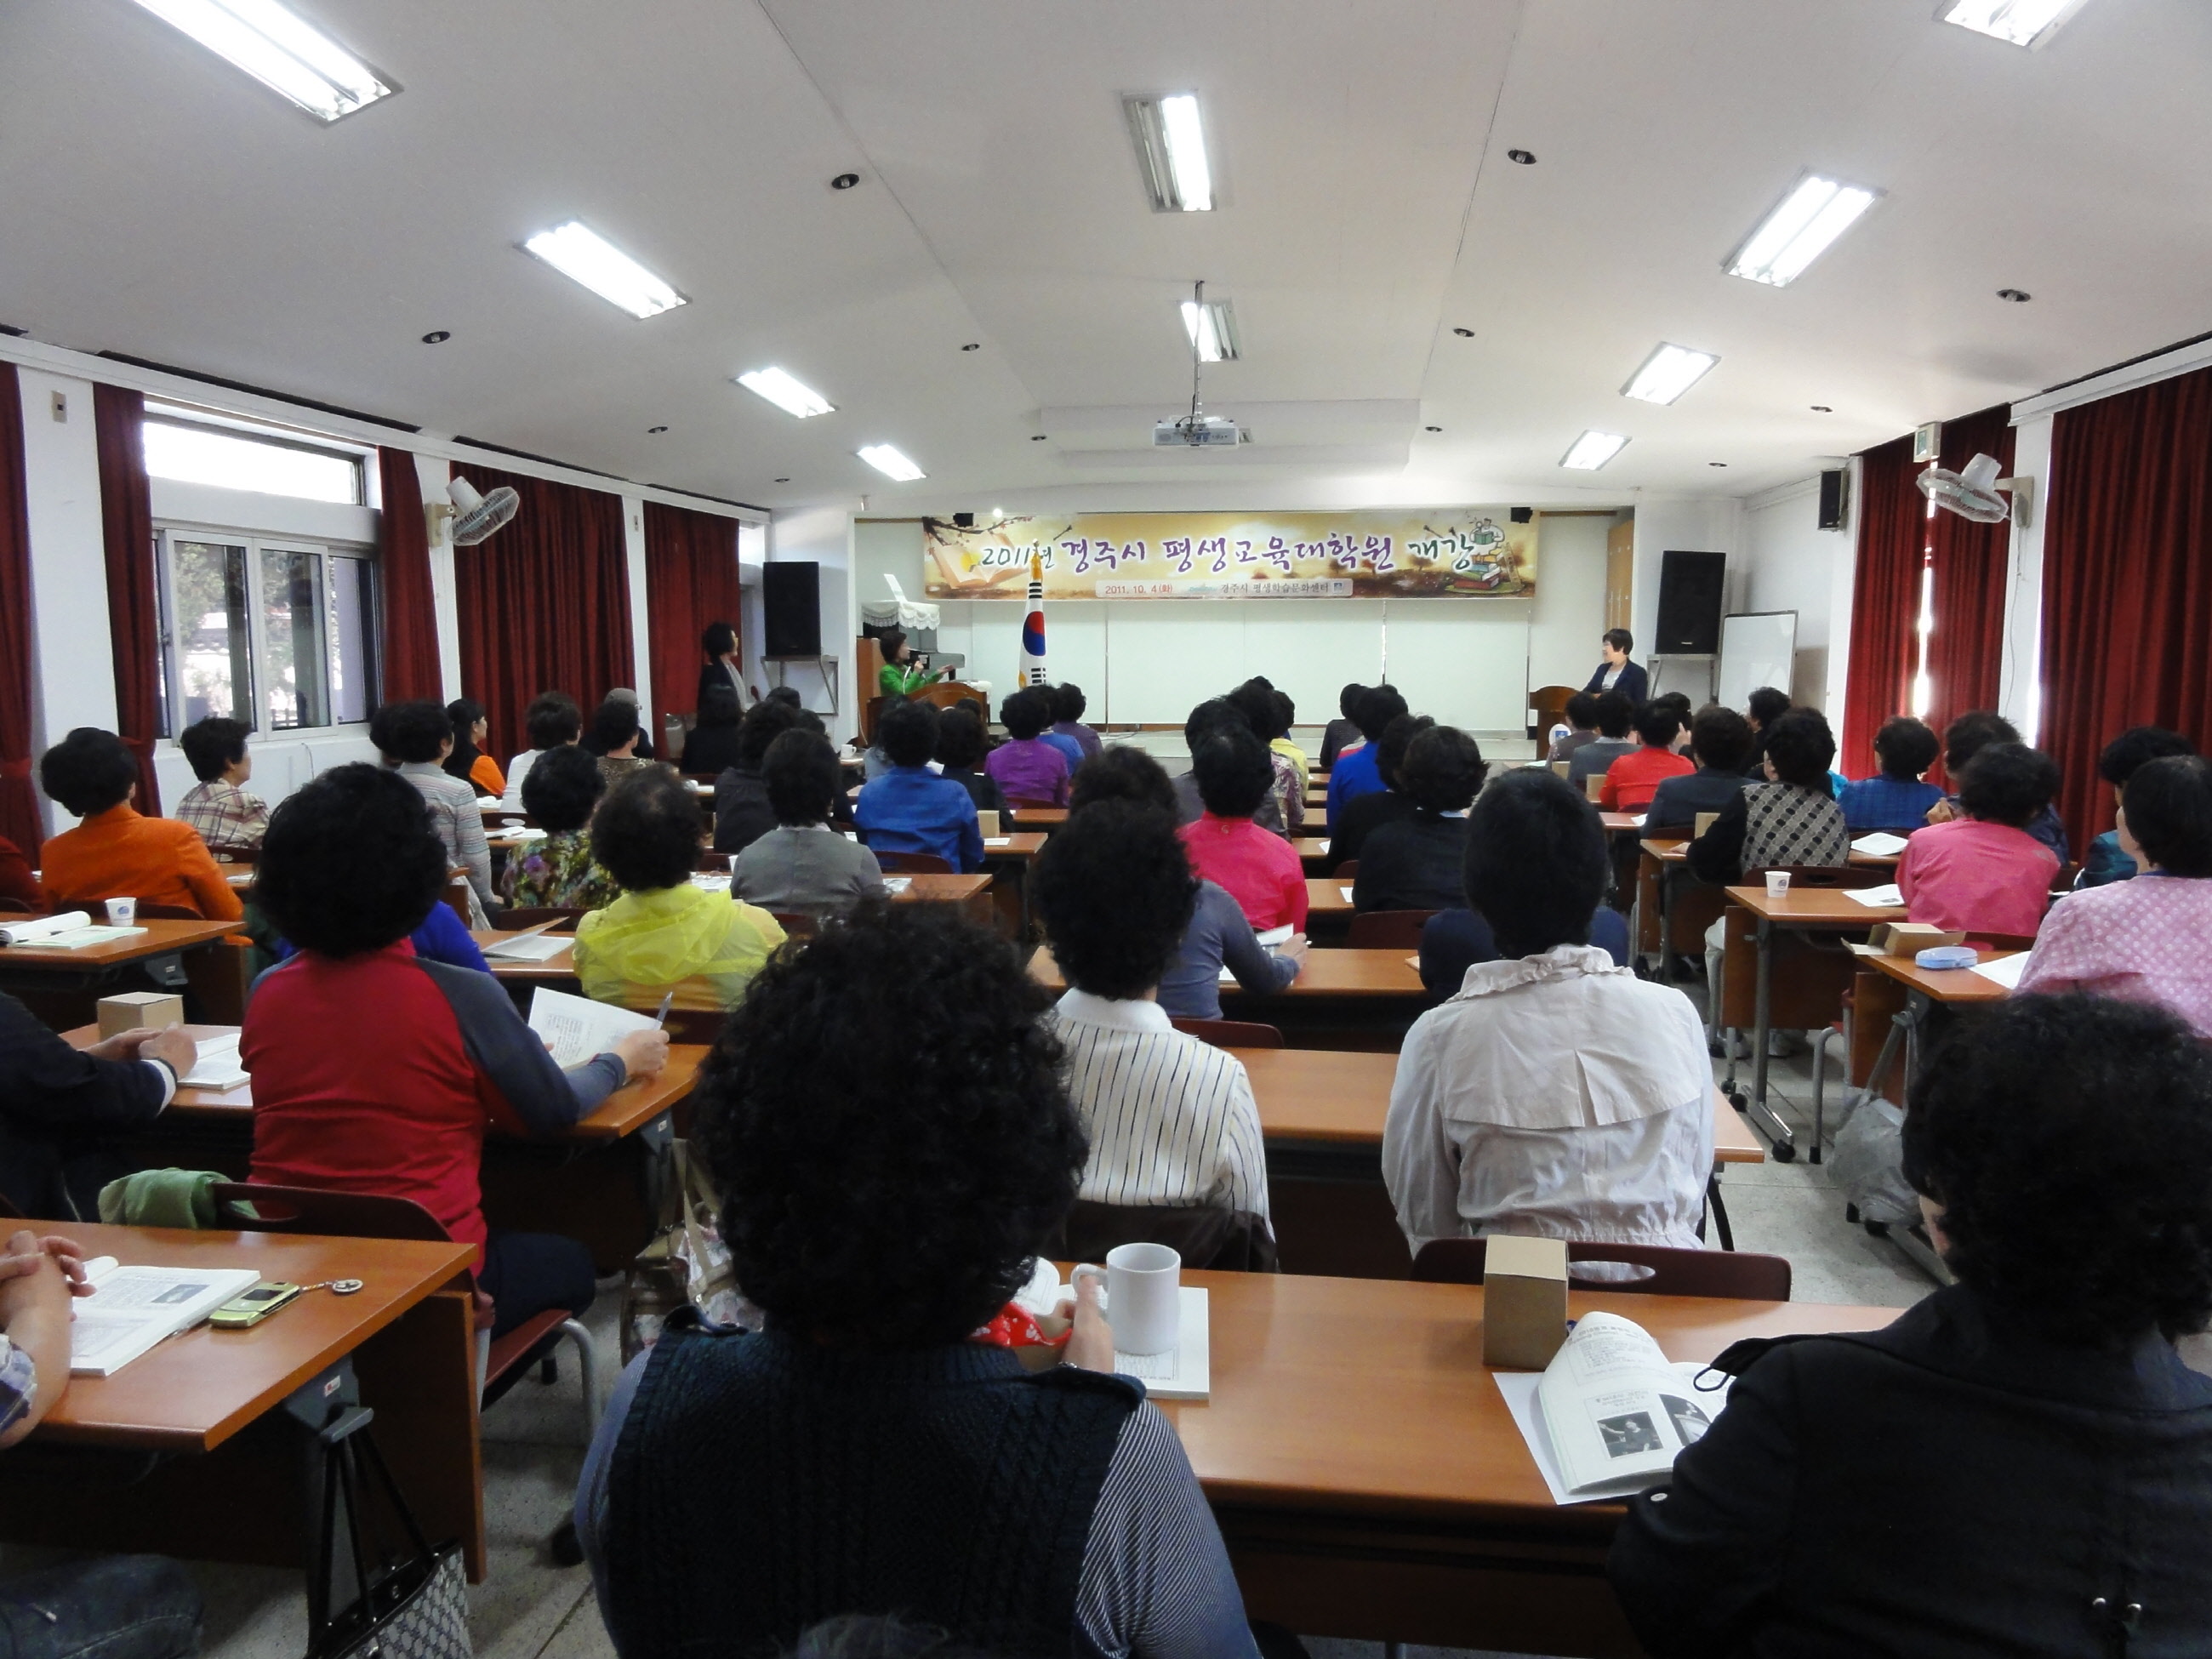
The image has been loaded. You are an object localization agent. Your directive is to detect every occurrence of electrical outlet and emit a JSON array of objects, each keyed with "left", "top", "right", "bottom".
[{"left": 49, "top": 391, "right": 66, "bottom": 423}]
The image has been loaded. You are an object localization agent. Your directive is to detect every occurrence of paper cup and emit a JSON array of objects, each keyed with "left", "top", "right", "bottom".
[
  {"left": 1764, "top": 870, "right": 1792, "bottom": 898},
  {"left": 1074, "top": 1241, "right": 1182, "bottom": 1356},
  {"left": 105, "top": 897, "right": 137, "bottom": 926}
]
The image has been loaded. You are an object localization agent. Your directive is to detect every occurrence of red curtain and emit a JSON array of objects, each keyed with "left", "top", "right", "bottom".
[
  {"left": 1920, "top": 403, "right": 2015, "bottom": 777},
  {"left": 1839, "top": 434, "right": 1924, "bottom": 778},
  {"left": 643, "top": 501, "right": 744, "bottom": 728},
  {"left": 377, "top": 448, "right": 443, "bottom": 703},
  {"left": 0, "top": 365, "right": 42, "bottom": 858},
  {"left": 93, "top": 384, "right": 162, "bottom": 814},
  {"left": 2040, "top": 363, "right": 2212, "bottom": 852},
  {"left": 451, "top": 465, "right": 634, "bottom": 761}
]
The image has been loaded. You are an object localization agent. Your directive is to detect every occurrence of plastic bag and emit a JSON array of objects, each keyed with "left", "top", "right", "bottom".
[{"left": 1828, "top": 1093, "right": 1920, "bottom": 1227}]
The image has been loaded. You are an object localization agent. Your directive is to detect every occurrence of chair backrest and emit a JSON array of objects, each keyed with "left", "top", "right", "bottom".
[
  {"left": 770, "top": 910, "right": 821, "bottom": 938},
  {"left": 209, "top": 1182, "right": 450, "bottom": 1242},
  {"left": 660, "top": 1006, "right": 727, "bottom": 1045},
  {"left": 135, "top": 903, "right": 203, "bottom": 921},
  {"left": 1966, "top": 931, "right": 2038, "bottom": 952},
  {"left": 1410, "top": 1237, "right": 1792, "bottom": 1301},
  {"left": 1347, "top": 909, "right": 1436, "bottom": 950},
  {"left": 499, "top": 906, "right": 589, "bottom": 931},
  {"left": 208, "top": 846, "right": 260, "bottom": 867},
  {"left": 442, "top": 871, "right": 474, "bottom": 924},
  {"left": 1750, "top": 863, "right": 1889, "bottom": 890},
  {"left": 0, "top": 898, "right": 38, "bottom": 915},
  {"left": 1046, "top": 1201, "right": 1280, "bottom": 1273},
  {"left": 875, "top": 850, "right": 954, "bottom": 875},
  {"left": 696, "top": 851, "right": 732, "bottom": 873},
  {"left": 1004, "top": 795, "right": 1060, "bottom": 812},
  {"left": 1170, "top": 1017, "right": 1284, "bottom": 1049},
  {"left": 1331, "top": 858, "right": 1360, "bottom": 880}
]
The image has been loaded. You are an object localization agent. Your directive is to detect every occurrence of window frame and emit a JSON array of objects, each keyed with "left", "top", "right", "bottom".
[{"left": 141, "top": 402, "right": 369, "bottom": 508}]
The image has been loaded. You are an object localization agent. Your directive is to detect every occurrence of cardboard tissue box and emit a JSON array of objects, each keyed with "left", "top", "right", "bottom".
[
  {"left": 97, "top": 992, "right": 183, "bottom": 1040},
  {"left": 1852, "top": 922, "right": 1964, "bottom": 960},
  {"left": 1484, "top": 1234, "right": 1571, "bottom": 1370}
]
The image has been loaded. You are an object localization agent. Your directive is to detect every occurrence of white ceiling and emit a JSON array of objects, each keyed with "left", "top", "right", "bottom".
[{"left": 4, "top": 0, "right": 2210, "bottom": 515}]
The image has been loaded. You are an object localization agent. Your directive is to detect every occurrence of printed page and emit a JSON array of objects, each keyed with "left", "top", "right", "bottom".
[
  {"left": 69, "top": 1265, "right": 261, "bottom": 1376},
  {"left": 181, "top": 1033, "right": 250, "bottom": 1089},
  {"left": 1535, "top": 1312, "right": 1719, "bottom": 1496},
  {"left": 527, "top": 987, "right": 660, "bottom": 1069},
  {"left": 482, "top": 932, "right": 573, "bottom": 961},
  {"left": 1851, "top": 832, "right": 1910, "bottom": 856},
  {"left": 1846, "top": 883, "right": 1905, "bottom": 907},
  {"left": 1970, "top": 950, "right": 2030, "bottom": 989}
]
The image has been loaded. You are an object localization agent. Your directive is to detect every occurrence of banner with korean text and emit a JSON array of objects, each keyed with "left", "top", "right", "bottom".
[{"left": 921, "top": 510, "right": 1536, "bottom": 601}]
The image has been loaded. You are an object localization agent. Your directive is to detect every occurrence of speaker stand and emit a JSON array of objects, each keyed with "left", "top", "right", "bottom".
[
  {"left": 1650, "top": 653, "right": 1716, "bottom": 705},
  {"left": 764, "top": 654, "right": 841, "bottom": 715}
]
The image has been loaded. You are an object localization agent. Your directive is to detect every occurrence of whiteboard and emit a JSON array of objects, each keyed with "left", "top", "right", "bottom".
[{"left": 1717, "top": 612, "right": 1798, "bottom": 713}]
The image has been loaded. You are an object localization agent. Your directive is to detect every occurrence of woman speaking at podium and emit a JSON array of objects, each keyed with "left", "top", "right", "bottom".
[
  {"left": 1582, "top": 628, "right": 1648, "bottom": 704},
  {"left": 877, "top": 629, "right": 949, "bottom": 700}
]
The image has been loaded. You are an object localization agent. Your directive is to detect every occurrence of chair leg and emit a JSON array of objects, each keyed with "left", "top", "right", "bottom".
[
  {"left": 1810, "top": 1032, "right": 1827, "bottom": 1166},
  {"left": 561, "top": 1318, "right": 602, "bottom": 1444},
  {"left": 1707, "top": 1172, "right": 1736, "bottom": 1252}
]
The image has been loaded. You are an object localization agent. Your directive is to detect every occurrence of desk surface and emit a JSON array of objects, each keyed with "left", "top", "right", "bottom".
[
  {"left": 1237, "top": 1047, "right": 1764, "bottom": 1164},
  {"left": 31, "top": 1223, "right": 473, "bottom": 1453},
  {"left": 1029, "top": 944, "right": 1425, "bottom": 999},
  {"left": 1643, "top": 840, "right": 1898, "bottom": 870},
  {"left": 1292, "top": 838, "right": 1334, "bottom": 867},
  {"left": 0, "top": 918, "right": 243, "bottom": 969},
  {"left": 1726, "top": 885, "right": 1905, "bottom": 926},
  {"left": 61, "top": 1024, "right": 706, "bottom": 1138},
  {"left": 1862, "top": 949, "right": 2021, "bottom": 1004},
  {"left": 1166, "top": 1270, "right": 1894, "bottom": 1524},
  {"left": 1006, "top": 807, "right": 1069, "bottom": 827},
  {"left": 979, "top": 833, "right": 1050, "bottom": 860},
  {"left": 1307, "top": 878, "right": 1354, "bottom": 918}
]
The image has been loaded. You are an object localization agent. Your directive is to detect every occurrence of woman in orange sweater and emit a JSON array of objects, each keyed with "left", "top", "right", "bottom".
[{"left": 37, "top": 728, "right": 242, "bottom": 921}]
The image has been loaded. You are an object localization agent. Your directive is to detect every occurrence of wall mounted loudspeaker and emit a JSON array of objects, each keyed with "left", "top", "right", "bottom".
[
  {"left": 1818, "top": 468, "right": 1850, "bottom": 531},
  {"left": 762, "top": 562, "right": 823, "bottom": 658},
  {"left": 1656, "top": 550, "right": 1727, "bottom": 656}
]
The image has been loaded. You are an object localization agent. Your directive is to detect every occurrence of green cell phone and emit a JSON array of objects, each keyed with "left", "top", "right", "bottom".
[{"left": 209, "top": 1281, "right": 303, "bottom": 1329}]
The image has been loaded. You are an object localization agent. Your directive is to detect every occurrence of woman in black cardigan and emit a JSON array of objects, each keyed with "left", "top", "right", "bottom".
[
  {"left": 1581, "top": 627, "right": 1648, "bottom": 705},
  {"left": 1611, "top": 993, "right": 2212, "bottom": 1656},
  {"left": 696, "top": 620, "right": 755, "bottom": 715}
]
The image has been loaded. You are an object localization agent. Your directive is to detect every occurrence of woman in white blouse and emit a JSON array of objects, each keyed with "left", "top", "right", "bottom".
[{"left": 1382, "top": 768, "right": 1713, "bottom": 1256}]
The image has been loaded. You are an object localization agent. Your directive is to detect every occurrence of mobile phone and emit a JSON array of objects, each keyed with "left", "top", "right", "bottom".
[{"left": 209, "top": 1281, "right": 303, "bottom": 1329}]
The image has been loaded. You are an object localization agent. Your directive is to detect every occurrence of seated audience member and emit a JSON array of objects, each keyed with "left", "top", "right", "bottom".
[
  {"left": 934, "top": 706, "right": 1006, "bottom": 816},
  {"left": 1173, "top": 699, "right": 1288, "bottom": 835},
  {"left": 1610, "top": 994, "right": 2212, "bottom": 1655},
  {"left": 1037, "top": 694, "right": 1087, "bottom": 774},
  {"left": 855, "top": 701, "right": 983, "bottom": 873},
  {"left": 1599, "top": 704, "right": 1695, "bottom": 812},
  {"left": 500, "top": 744, "right": 621, "bottom": 912},
  {"left": 2080, "top": 726, "right": 2198, "bottom": 886},
  {"left": 0, "top": 836, "right": 35, "bottom": 909},
  {"left": 174, "top": 715, "right": 271, "bottom": 852},
  {"left": 1330, "top": 714, "right": 1433, "bottom": 869},
  {"left": 37, "top": 728, "right": 242, "bottom": 922},
  {"left": 1420, "top": 905, "right": 1630, "bottom": 995},
  {"left": 274, "top": 891, "right": 490, "bottom": 976},
  {"left": 1355, "top": 727, "right": 1487, "bottom": 914},
  {"left": 1740, "top": 686, "right": 1793, "bottom": 778},
  {"left": 2020, "top": 755, "right": 2212, "bottom": 1036},
  {"left": 1180, "top": 726, "right": 1308, "bottom": 933},
  {"left": 1929, "top": 710, "right": 2069, "bottom": 861},
  {"left": 714, "top": 698, "right": 807, "bottom": 856},
  {"left": 1048, "top": 683, "right": 1103, "bottom": 761},
  {"left": 576, "top": 906, "right": 1257, "bottom": 1659},
  {"left": 681, "top": 684, "right": 746, "bottom": 778},
  {"left": 501, "top": 691, "right": 583, "bottom": 809},
  {"left": 1069, "top": 750, "right": 1303, "bottom": 1018},
  {"left": 590, "top": 696, "right": 666, "bottom": 784},
  {"left": 984, "top": 688, "right": 1072, "bottom": 808},
  {"left": 1897, "top": 742, "right": 2061, "bottom": 940},
  {"left": 573, "top": 771, "right": 786, "bottom": 1011},
  {"left": 1839, "top": 715, "right": 1944, "bottom": 832},
  {"left": 0, "top": 995, "right": 196, "bottom": 1219},
  {"left": 246, "top": 764, "right": 666, "bottom": 1337},
  {"left": 606, "top": 687, "right": 657, "bottom": 758},
  {"left": 1565, "top": 691, "right": 1637, "bottom": 790},
  {"left": 1035, "top": 803, "right": 1271, "bottom": 1236},
  {"left": 1325, "top": 686, "right": 1411, "bottom": 824},
  {"left": 732, "top": 731, "right": 888, "bottom": 920},
  {"left": 1319, "top": 682, "right": 1366, "bottom": 769},
  {"left": 1653, "top": 692, "right": 1696, "bottom": 752},
  {"left": 1229, "top": 681, "right": 1304, "bottom": 835},
  {"left": 442, "top": 698, "right": 506, "bottom": 796},
  {"left": 1645, "top": 707, "right": 1754, "bottom": 832},
  {"left": 1268, "top": 690, "right": 1310, "bottom": 790},
  {"left": 372, "top": 699, "right": 494, "bottom": 925},
  {"left": 0, "top": 1228, "right": 206, "bottom": 1654},
  {"left": 1382, "top": 770, "right": 1713, "bottom": 1253},
  {"left": 1548, "top": 692, "right": 1602, "bottom": 764}
]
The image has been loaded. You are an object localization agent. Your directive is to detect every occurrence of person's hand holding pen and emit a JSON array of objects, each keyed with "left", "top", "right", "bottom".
[{"left": 610, "top": 992, "right": 674, "bottom": 1084}]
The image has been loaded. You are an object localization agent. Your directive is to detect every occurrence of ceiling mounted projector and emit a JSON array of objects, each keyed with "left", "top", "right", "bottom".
[{"left": 1154, "top": 414, "right": 1244, "bottom": 448}]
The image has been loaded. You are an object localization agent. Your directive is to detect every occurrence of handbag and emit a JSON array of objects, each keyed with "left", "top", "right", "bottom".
[
  {"left": 620, "top": 1138, "right": 750, "bottom": 1362},
  {"left": 308, "top": 1405, "right": 471, "bottom": 1659}
]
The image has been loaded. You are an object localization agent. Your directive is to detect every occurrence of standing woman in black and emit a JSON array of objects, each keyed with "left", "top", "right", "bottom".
[
  {"left": 697, "top": 621, "right": 756, "bottom": 716},
  {"left": 1582, "top": 628, "right": 1648, "bottom": 705}
]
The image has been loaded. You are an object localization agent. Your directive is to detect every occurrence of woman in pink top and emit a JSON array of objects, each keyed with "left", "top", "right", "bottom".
[
  {"left": 1177, "top": 726, "right": 1308, "bottom": 932},
  {"left": 2020, "top": 755, "right": 2212, "bottom": 1038},
  {"left": 1897, "top": 743, "right": 2061, "bottom": 941}
]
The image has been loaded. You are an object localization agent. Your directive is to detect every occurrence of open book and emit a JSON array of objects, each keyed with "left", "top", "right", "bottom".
[
  {"left": 180, "top": 1031, "right": 250, "bottom": 1090},
  {"left": 527, "top": 987, "right": 660, "bottom": 1069},
  {"left": 0, "top": 912, "right": 147, "bottom": 949},
  {"left": 70, "top": 1257, "right": 263, "bottom": 1376},
  {"left": 1493, "top": 1312, "right": 1733, "bottom": 1502}
]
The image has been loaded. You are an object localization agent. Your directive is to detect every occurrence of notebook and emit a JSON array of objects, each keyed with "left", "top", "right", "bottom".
[
  {"left": 180, "top": 1031, "right": 250, "bottom": 1090},
  {"left": 1850, "top": 831, "right": 1910, "bottom": 857}
]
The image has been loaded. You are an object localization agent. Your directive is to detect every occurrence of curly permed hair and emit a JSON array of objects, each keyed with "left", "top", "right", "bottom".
[{"left": 1035, "top": 799, "right": 1197, "bottom": 998}]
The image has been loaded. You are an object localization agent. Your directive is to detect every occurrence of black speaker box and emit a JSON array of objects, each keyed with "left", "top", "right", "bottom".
[
  {"left": 762, "top": 562, "right": 822, "bottom": 658},
  {"left": 1656, "top": 550, "right": 1726, "bottom": 656},
  {"left": 1818, "top": 468, "right": 1850, "bottom": 531}
]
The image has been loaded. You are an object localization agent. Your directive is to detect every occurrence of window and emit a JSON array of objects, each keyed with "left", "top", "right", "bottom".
[
  {"left": 155, "top": 528, "right": 376, "bottom": 738},
  {"left": 142, "top": 403, "right": 366, "bottom": 505}
]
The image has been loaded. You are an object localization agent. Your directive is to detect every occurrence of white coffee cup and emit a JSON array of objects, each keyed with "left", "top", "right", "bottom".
[
  {"left": 104, "top": 897, "right": 137, "bottom": 926},
  {"left": 1073, "top": 1241, "right": 1182, "bottom": 1357},
  {"left": 1764, "top": 870, "right": 1792, "bottom": 898}
]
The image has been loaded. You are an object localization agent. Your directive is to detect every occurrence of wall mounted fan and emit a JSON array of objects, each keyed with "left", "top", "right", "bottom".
[{"left": 426, "top": 476, "right": 521, "bottom": 545}]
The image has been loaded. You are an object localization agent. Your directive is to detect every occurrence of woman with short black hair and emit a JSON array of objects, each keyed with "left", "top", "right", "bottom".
[
  {"left": 934, "top": 706, "right": 1006, "bottom": 814},
  {"left": 501, "top": 744, "right": 620, "bottom": 911},
  {"left": 1611, "top": 993, "right": 2212, "bottom": 1654},
  {"left": 681, "top": 684, "right": 746, "bottom": 778},
  {"left": 698, "top": 620, "right": 756, "bottom": 717},
  {"left": 576, "top": 906, "right": 1259, "bottom": 1659},
  {"left": 1354, "top": 727, "right": 1487, "bottom": 914},
  {"left": 443, "top": 697, "right": 505, "bottom": 796},
  {"left": 1329, "top": 714, "right": 1433, "bottom": 869},
  {"left": 713, "top": 698, "right": 808, "bottom": 856},
  {"left": 1582, "top": 627, "right": 1648, "bottom": 704},
  {"left": 1179, "top": 726, "right": 1306, "bottom": 932},
  {"left": 731, "top": 731, "right": 887, "bottom": 921},
  {"left": 2079, "top": 725, "right": 2198, "bottom": 886}
]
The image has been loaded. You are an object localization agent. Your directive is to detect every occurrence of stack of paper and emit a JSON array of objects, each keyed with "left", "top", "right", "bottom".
[
  {"left": 181, "top": 1032, "right": 250, "bottom": 1090},
  {"left": 1845, "top": 883, "right": 1906, "bottom": 908},
  {"left": 1970, "top": 951, "right": 2031, "bottom": 989},
  {"left": 1850, "top": 832, "right": 1910, "bottom": 857}
]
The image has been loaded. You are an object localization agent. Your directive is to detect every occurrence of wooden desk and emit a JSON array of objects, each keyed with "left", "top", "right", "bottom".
[
  {"left": 1861, "top": 949, "right": 2020, "bottom": 1005},
  {"left": 892, "top": 871, "right": 995, "bottom": 928},
  {"left": 1837, "top": 951, "right": 2023, "bottom": 1166},
  {"left": 1006, "top": 806, "right": 1068, "bottom": 829},
  {"left": 3, "top": 1223, "right": 483, "bottom": 1577},
  {"left": 1306, "top": 877, "right": 1354, "bottom": 921},
  {"left": 1293, "top": 838, "right": 1335, "bottom": 875},
  {"left": 1174, "top": 1270, "right": 1896, "bottom": 1653},
  {"left": 0, "top": 918, "right": 252, "bottom": 1031},
  {"left": 1031, "top": 945, "right": 1423, "bottom": 1000},
  {"left": 979, "top": 832, "right": 1050, "bottom": 862},
  {"left": 1034, "top": 944, "right": 1428, "bottom": 1050}
]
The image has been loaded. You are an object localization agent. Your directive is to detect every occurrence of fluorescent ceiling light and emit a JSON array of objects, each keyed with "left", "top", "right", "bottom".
[
  {"left": 522, "top": 221, "right": 687, "bottom": 319},
  {"left": 1125, "top": 94, "right": 1214, "bottom": 212},
  {"left": 125, "top": 0, "right": 394, "bottom": 122},
  {"left": 736, "top": 368, "right": 835, "bottom": 419},
  {"left": 1940, "top": 0, "right": 2085, "bottom": 47},
  {"left": 1725, "top": 174, "right": 1883, "bottom": 288},
  {"left": 1622, "top": 343, "right": 1719, "bottom": 405},
  {"left": 858, "top": 443, "right": 926, "bottom": 482},
  {"left": 1180, "top": 299, "right": 1240, "bottom": 362},
  {"left": 1560, "top": 430, "right": 1629, "bottom": 471}
]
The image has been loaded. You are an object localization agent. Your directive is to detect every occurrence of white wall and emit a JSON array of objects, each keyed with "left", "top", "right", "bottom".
[
  {"left": 1525, "top": 513, "right": 1612, "bottom": 692},
  {"left": 1736, "top": 476, "right": 1857, "bottom": 712},
  {"left": 1996, "top": 414, "right": 2053, "bottom": 744}
]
